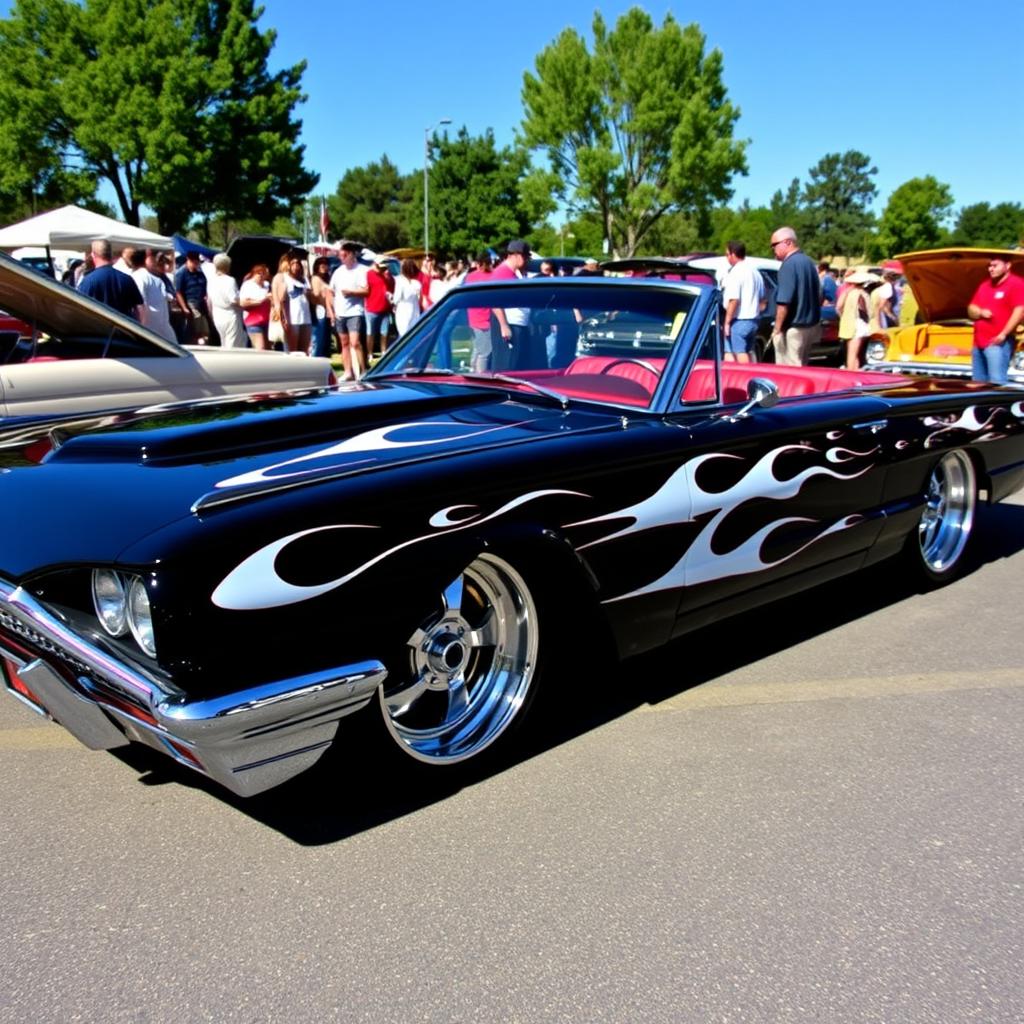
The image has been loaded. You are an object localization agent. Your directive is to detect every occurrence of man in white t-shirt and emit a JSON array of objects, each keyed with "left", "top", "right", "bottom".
[
  {"left": 722, "top": 240, "right": 765, "bottom": 363},
  {"left": 129, "top": 249, "right": 176, "bottom": 343},
  {"left": 328, "top": 241, "right": 370, "bottom": 378}
]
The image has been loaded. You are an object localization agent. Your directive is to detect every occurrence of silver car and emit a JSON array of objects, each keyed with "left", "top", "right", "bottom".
[{"left": 0, "top": 252, "right": 334, "bottom": 418}]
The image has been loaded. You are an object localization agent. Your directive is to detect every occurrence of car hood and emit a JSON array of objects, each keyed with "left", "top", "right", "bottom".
[
  {"left": 0, "top": 381, "right": 618, "bottom": 577},
  {"left": 0, "top": 250, "right": 183, "bottom": 357},
  {"left": 897, "top": 248, "right": 1024, "bottom": 322}
]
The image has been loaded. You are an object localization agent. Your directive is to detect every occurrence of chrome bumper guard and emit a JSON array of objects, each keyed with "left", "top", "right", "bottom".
[
  {"left": 0, "top": 580, "right": 386, "bottom": 797},
  {"left": 867, "top": 359, "right": 1024, "bottom": 384}
]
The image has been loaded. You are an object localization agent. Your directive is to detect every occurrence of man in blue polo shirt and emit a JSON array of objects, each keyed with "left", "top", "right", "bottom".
[
  {"left": 77, "top": 240, "right": 144, "bottom": 319},
  {"left": 174, "top": 250, "right": 212, "bottom": 344},
  {"left": 769, "top": 226, "right": 822, "bottom": 365}
]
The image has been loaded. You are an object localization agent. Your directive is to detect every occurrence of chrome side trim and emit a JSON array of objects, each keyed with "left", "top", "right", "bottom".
[{"left": 0, "top": 577, "right": 387, "bottom": 796}]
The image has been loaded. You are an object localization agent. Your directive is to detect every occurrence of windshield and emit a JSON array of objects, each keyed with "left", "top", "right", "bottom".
[{"left": 368, "top": 280, "right": 703, "bottom": 410}]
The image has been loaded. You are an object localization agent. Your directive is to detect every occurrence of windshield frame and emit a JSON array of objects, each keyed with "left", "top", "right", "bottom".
[{"left": 366, "top": 276, "right": 719, "bottom": 415}]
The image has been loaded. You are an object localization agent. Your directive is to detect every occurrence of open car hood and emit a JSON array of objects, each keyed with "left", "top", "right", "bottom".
[
  {"left": 897, "top": 248, "right": 1024, "bottom": 323},
  {"left": 0, "top": 250, "right": 184, "bottom": 357}
]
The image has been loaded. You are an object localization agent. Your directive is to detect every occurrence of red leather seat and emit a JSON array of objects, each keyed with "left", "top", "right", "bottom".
[{"left": 681, "top": 361, "right": 909, "bottom": 403}]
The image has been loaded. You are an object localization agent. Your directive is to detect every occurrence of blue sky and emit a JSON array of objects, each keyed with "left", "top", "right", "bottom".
[{"left": 259, "top": 0, "right": 1022, "bottom": 221}]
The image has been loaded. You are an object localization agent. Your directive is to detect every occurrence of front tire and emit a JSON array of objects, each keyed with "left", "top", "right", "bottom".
[
  {"left": 379, "top": 553, "right": 540, "bottom": 765},
  {"left": 908, "top": 448, "right": 977, "bottom": 585}
]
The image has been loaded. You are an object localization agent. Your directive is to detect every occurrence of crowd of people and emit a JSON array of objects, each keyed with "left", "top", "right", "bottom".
[{"left": 68, "top": 229, "right": 1024, "bottom": 387}]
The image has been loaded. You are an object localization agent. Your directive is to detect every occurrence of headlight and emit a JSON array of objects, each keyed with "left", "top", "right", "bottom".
[
  {"left": 92, "top": 570, "right": 128, "bottom": 636},
  {"left": 126, "top": 576, "right": 157, "bottom": 658},
  {"left": 865, "top": 339, "right": 887, "bottom": 363}
]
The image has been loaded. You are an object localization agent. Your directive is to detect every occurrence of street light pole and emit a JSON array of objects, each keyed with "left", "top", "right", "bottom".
[{"left": 423, "top": 118, "right": 452, "bottom": 255}]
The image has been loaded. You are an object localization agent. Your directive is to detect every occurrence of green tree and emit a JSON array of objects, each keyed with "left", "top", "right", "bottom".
[
  {"left": 637, "top": 210, "right": 703, "bottom": 255},
  {"left": 520, "top": 7, "right": 747, "bottom": 258},
  {"left": 0, "top": 0, "right": 316, "bottom": 233},
  {"left": 326, "top": 155, "right": 415, "bottom": 250},
  {"left": 872, "top": 176, "right": 953, "bottom": 258},
  {"left": 768, "top": 178, "right": 806, "bottom": 238},
  {"left": 697, "top": 201, "right": 776, "bottom": 257},
  {"left": 799, "top": 150, "right": 877, "bottom": 258},
  {"left": 950, "top": 202, "right": 1024, "bottom": 248},
  {"left": 413, "top": 127, "right": 532, "bottom": 257}
]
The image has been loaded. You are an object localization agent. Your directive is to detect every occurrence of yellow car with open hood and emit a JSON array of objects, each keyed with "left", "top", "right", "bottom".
[{"left": 863, "top": 248, "right": 1024, "bottom": 381}]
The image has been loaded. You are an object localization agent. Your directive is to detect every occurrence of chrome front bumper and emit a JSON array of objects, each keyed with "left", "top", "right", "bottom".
[
  {"left": 866, "top": 358, "right": 1024, "bottom": 384},
  {"left": 0, "top": 580, "right": 386, "bottom": 797}
]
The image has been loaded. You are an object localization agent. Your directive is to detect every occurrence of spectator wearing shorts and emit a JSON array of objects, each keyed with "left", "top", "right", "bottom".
[
  {"left": 722, "top": 240, "right": 765, "bottom": 363},
  {"left": 365, "top": 256, "right": 394, "bottom": 360},
  {"left": 239, "top": 264, "right": 272, "bottom": 349},
  {"left": 173, "top": 250, "right": 211, "bottom": 344},
  {"left": 329, "top": 241, "right": 369, "bottom": 379}
]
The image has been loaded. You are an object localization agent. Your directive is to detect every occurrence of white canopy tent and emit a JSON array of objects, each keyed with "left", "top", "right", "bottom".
[{"left": 0, "top": 205, "right": 173, "bottom": 252}]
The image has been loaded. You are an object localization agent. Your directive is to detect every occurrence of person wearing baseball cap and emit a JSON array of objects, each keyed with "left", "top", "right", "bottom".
[{"left": 489, "top": 240, "right": 532, "bottom": 369}]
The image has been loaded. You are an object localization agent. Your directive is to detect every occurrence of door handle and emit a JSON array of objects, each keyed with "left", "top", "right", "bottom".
[{"left": 852, "top": 419, "right": 888, "bottom": 434}]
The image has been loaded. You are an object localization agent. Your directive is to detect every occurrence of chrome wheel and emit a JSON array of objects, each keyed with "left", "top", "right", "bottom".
[
  {"left": 380, "top": 554, "right": 538, "bottom": 764},
  {"left": 918, "top": 449, "right": 976, "bottom": 575}
]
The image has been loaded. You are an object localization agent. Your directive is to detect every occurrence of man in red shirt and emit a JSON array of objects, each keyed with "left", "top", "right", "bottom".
[
  {"left": 967, "top": 256, "right": 1024, "bottom": 383},
  {"left": 365, "top": 256, "right": 394, "bottom": 360}
]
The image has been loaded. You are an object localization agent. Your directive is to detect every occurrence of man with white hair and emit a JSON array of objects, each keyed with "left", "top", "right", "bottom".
[{"left": 769, "top": 226, "right": 822, "bottom": 365}]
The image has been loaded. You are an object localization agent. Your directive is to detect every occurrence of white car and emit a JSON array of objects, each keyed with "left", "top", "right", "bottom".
[{"left": 0, "top": 252, "right": 334, "bottom": 418}]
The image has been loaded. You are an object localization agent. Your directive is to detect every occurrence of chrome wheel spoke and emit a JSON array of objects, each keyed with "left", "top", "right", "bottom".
[
  {"left": 384, "top": 671, "right": 431, "bottom": 717},
  {"left": 445, "top": 674, "right": 470, "bottom": 721},
  {"left": 464, "top": 607, "right": 499, "bottom": 649},
  {"left": 441, "top": 574, "right": 464, "bottom": 615}
]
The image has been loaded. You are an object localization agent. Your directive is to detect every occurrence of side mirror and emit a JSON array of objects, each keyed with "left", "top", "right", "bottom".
[
  {"left": 747, "top": 377, "right": 779, "bottom": 409},
  {"left": 727, "top": 377, "right": 780, "bottom": 420}
]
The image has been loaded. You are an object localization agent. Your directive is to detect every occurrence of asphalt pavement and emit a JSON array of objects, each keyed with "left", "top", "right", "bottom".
[{"left": 2, "top": 497, "right": 1023, "bottom": 1023}]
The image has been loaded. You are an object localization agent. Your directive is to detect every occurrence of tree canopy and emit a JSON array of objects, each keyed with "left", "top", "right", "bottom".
[
  {"left": 872, "top": 176, "right": 953, "bottom": 258},
  {"left": 411, "top": 127, "right": 532, "bottom": 257},
  {"left": 520, "top": 7, "right": 747, "bottom": 258},
  {"left": 950, "top": 202, "right": 1024, "bottom": 249},
  {"left": 326, "top": 155, "right": 415, "bottom": 251},
  {"left": 798, "top": 150, "right": 877, "bottom": 258},
  {"left": 0, "top": 0, "right": 316, "bottom": 233}
]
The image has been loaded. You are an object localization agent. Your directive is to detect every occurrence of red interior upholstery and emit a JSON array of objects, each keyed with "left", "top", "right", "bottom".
[
  {"left": 681, "top": 360, "right": 909, "bottom": 403},
  {"left": 511, "top": 357, "right": 907, "bottom": 407}
]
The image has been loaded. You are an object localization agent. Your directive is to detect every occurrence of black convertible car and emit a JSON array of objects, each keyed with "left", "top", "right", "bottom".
[{"left": 3, "top": 273, "right": 1023, "bottom": 796}]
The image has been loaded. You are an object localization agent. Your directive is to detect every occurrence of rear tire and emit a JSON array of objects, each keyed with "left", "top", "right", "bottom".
[{"left": 906, "top": 449, "right": 977, "bottom": 585}]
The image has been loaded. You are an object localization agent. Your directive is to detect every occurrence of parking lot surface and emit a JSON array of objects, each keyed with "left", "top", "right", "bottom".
[{"left": 2, "top": 498, "right": 1023, "bottom": 1024}]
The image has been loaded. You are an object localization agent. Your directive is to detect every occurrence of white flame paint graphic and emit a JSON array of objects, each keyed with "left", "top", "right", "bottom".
[
  {"left": 214, "top": 418, "right": 529, "bottom": 490},
  {"left": 923, "top": 405, "right": 1008, "bottom": 446},
  {"left": 212, "top": 489, "right": 586, "bottom": 610},
  {"left": 567, "top": 444, "right": 872, "bottom": 601}
]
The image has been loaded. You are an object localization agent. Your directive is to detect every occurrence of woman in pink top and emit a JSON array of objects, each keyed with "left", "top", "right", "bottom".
[
  {"left": 464, "top": 252, "right": 495, "bottom": 371},
  {"left": 239, "top": 264, "right": 272, "bottom": 350}
]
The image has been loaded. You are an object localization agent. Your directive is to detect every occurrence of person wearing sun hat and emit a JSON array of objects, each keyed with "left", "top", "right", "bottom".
[{"left": 837, "top": 269, "right": 877, "bottom": 370}]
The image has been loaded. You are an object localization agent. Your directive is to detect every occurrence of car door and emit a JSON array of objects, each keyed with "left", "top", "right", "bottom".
[{"left": 660, "top": 329, "right": 893, "bottom": 624}]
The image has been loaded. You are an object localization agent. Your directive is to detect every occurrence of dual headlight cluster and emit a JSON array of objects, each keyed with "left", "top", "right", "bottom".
[
  {"left": 863, "top": 339, "right": 888, "bottom": 364},
  {"left": 91, "top": 570, "right": 157, "bottom": 658}
]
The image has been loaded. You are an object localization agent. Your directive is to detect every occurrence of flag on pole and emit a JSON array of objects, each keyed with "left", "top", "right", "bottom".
[{"left": 319, "top": 198, "right": 329, "bottom": 242}]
